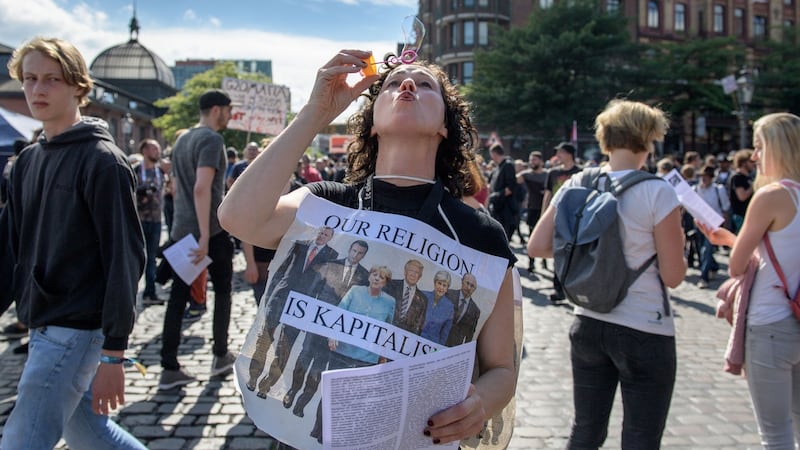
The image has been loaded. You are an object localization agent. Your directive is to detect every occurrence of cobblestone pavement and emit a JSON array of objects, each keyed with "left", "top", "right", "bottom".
[{"left": 0, "top": 240, "right": 761, "bottom": 449}]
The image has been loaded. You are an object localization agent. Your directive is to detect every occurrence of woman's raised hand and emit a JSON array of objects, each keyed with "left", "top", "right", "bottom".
[{"left": 305, "top": 50, "right": 381, "bottom": 125}]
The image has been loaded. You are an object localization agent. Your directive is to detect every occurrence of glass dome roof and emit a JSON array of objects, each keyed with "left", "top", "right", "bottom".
[{"left": 90, "top": 39, "right": 176, "bottom": 89}]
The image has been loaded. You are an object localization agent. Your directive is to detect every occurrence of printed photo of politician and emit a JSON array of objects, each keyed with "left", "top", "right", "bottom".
[
  {"left": 311, "top": 264, "right": 396, "bottom": 442},
  {"left": 446, "top": 273, "right": 481, "bottom": 347},
  {"left": 385, "top": 259, "right": 428, "bottom": 335},
  {"left": 245, "top": 226, "right": 338, "bottom": 397},
  {"left": 420, "top": 270, "right": 455, "bottom": 345},
  {"left": 281, "top": 239, "right": 371, "bottom": 419},
  {"left": 238, "top": 215, "right": 498, "bottom": 447}
]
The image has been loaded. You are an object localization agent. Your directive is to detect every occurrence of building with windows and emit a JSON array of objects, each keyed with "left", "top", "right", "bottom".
[
  {"left": 635, "top": 0, "right": 794, "bottom": 43},
  {"left": 419, "top": 0, "right": 531, "bottom": 85},
  {"left": 419, "top": 0, "right": 797, "bottom": 156},
  {"left": 172, "top": 59, "right": 273, "bottom": 89},
  {"left": 419, "top": 0, "right": 797, "bottom": 85}
]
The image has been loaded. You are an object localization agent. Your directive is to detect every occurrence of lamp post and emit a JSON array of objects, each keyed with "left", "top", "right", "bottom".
[
  {"left": 122, "top": 113, "right": 134, "bottom": 154},
  {"left": 736, "top": 68, "right": 755, "bottom": 150}
]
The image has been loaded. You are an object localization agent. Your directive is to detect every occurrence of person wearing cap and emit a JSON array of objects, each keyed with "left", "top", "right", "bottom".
[
  {"left": 158, "top": 88, "right": 237, "bottom": 390},
  {"left": 542, "top": 142, "right": 581, "bottom": 301},
  {"left": 693, "top": 165, "right": 730, "bottom": 288},
  {"left": 715, "top": 152, "right": 733, "bottom": 186}
]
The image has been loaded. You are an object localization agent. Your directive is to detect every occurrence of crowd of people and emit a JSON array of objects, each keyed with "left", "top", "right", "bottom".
[{"left": 0, "top": 35, "right": 798, "bottom": 450}]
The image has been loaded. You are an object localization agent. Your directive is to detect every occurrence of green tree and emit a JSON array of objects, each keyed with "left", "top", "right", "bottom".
[
  {"left": 636, "top": 37, "right": 746, "bottom": 118},
  {"left": 153, "top": 62, "right": 273, "bottom": 152},
  {"left": 468, "top": 0, "right": 637, "bottom": 145},
  {"left": 754, "top": 27, "right": 800, "bottom": 114}
]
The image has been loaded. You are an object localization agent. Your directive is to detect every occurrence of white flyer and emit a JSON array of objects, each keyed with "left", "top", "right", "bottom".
[
  {"left": 162, "top": 234, "right": 212, "bottom": 285},
  {"left": 321, "top": 341, "right": 476, "bottom": 450},
  {"left": 663, "top": 169, "right": 725, "bottom": 230}
]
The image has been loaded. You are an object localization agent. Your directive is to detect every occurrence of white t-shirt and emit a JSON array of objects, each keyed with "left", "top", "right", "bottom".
[
  {"left": 554, "top": 169, "right": 681, "bottom": 336},
  {"left": 749, "top": 181, "right": 800, "bottom": 326},
  {"left": 694, "top": 183, "right": 730, "bottom": 215}
]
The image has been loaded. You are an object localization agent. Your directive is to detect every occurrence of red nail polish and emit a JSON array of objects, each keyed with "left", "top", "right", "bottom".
[
  {"left": 433, "top": 438, "right": 440, "bottom": 444},
  {"left": 427, "top": 420, "right": 434, "bottom": 426},
  {"left": 423, "top": 430, "right": 430, "bottom": 436}
]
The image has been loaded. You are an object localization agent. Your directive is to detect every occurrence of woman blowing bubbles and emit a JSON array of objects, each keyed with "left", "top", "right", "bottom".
[{"left": 219, "top": 50, "right": 517, "bottom": 446}]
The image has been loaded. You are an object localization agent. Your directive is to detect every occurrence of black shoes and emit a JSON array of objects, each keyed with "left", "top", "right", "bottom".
[
  {"left": 142, "top": 293, "right": 165, "bottom": 305},
  {"left": 1, "top": 322, "right": 29, "bottom": 339}
]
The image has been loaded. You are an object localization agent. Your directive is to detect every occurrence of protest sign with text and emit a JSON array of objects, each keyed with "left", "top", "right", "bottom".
[{"left": 222, "top": 77, "right": 290, "bottom": 136}]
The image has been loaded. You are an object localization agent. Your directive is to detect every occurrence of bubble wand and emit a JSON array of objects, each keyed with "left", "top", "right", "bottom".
[{"left": 361, "top": 15, "right": 426, "bottom": 77}]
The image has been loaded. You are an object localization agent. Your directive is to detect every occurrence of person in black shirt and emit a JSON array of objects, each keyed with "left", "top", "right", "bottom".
[
  {"left": 487, "top": 143, "right": 517, "bottom": 239},
  {"left": 728, "top": 149, "right": 755, "bottom": 233},
  {"left": 0, "top": 36, "right": 145, "bottom": 450},
  {"left": 543, "top": 142, "right": 581, "bottom": 301},
  {"left": 219, "top": 52, "right": 517, "bottom": 447},
  {"left": 517, "top": 151, "right": 548, "bottom": 272}
]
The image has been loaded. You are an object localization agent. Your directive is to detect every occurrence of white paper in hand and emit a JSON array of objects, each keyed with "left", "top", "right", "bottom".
[
  {"left": 663, "top": 169, "right": 725, "bottom": 230},
  {"left": 163, "top": 234, "right": 212, "bottom": 285}
]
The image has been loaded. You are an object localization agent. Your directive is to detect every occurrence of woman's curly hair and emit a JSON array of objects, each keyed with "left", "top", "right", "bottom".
[{"left": 344, "top": 59, "right": 478, "bottom": 198}]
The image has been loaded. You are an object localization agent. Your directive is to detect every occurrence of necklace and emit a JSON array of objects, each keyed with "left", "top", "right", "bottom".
[{"left": 373, "top": 174, "right": 435, "bottom": 184}]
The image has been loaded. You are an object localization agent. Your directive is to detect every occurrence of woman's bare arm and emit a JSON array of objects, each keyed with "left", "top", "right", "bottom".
[{"left": 425, "top": 269, "right": 516, "bottom": 444}]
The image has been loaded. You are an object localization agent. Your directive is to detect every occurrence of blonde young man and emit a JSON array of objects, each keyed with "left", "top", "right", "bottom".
[{"left": 0, "top": 37, "right": 146, "bottom": 449}]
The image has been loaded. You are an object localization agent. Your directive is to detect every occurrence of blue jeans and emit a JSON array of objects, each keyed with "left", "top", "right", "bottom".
[
  {"left": 745, "top": 316, "right": 800, "bottom": 449},
  {"left": 161, "top": 231, "right": 233, "bottom": 370},
  {"left": 567, "top": 316, "right": 676, "bottom": 450},
  {"left": 0, "top": 326, "right": 146, "bottom": 450},
  {"left": 141, "top": 220, "right": 162, "bottom": 296},
  {"left": 698, "top": 233, "right": 719, "bottom": 282}
]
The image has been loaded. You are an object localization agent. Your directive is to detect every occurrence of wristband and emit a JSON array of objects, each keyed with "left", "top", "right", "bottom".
[{"left": 100, "top": 355, "right": 147, "bottom": 377}]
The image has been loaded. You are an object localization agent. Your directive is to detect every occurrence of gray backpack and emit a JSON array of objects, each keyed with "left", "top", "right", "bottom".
[{"left": 553, "top": 168, "right": 669, "bottom": 314}]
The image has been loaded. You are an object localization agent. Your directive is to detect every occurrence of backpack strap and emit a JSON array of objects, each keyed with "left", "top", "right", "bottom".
[
  {"left": 629, "top": 253, "right": 671, "bottom": 317},
  {"left": 612, "top": 170, "right": 660, "bottom": 197},
  {"left": 578, "top": 168, "right": 670, "bottom": 316},
  {"left": 660, "top": 277, "right": 670, "bottom": 317},
  {"left": 579, "top": 167, "right": 604, "bottom": 189},
  {"left": 614, "top": 170, "right": 670, "bottom": 316}
]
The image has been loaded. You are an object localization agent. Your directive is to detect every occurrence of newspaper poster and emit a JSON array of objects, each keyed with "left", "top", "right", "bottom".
[
  {"left": 222, "top": 77, "right": 290, "bottom": 136},
  {"left": 235, "top": 192, "right": 511, "bottom": 448}
]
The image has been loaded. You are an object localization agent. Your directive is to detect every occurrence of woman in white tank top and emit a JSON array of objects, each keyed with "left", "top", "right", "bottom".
[{"left": 700, "top": 112, "right": 800, "bottom": 449}]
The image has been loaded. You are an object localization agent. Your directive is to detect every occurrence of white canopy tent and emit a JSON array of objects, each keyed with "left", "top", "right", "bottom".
[{"left": 0, "top": 106, "right": 41, "bottom": 152}]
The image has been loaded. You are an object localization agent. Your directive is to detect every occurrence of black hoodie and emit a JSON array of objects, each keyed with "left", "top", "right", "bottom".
[{"left": 0, "top": 117, "right": 144, "bottom": 350}]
